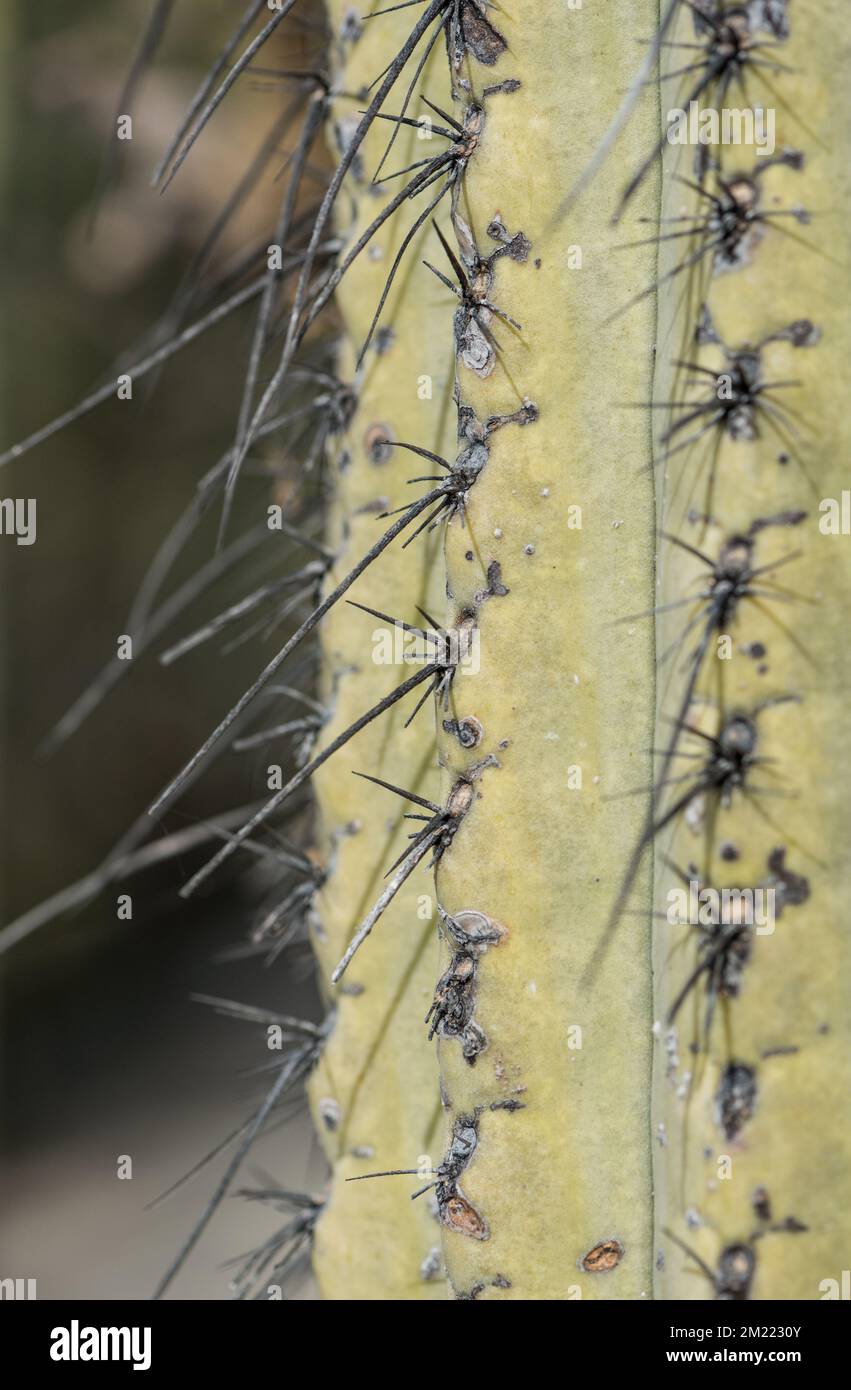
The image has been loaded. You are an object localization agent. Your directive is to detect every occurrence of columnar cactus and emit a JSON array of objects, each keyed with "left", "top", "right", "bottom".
[{"left": 2, "top": 0, "right": 848, "bottom": 1303}]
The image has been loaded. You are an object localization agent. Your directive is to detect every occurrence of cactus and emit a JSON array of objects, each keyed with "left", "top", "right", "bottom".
[
  {"left": 647, "top": 0, "right": 851, "bottom": 1301},
  {"left": 429, "top": 5, "right": 661, "bottom": 1301},
  {"left": 303, "top": 3, "right": 455, "bottom": 1300},
  {"left": 2, "top": 0, "right": 849, "bottom": 1304}
]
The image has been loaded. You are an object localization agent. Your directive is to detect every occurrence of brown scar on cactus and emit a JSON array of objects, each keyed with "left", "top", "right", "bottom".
[
  {"left": 364, "top": 421, "right": 395, "bottom": 464},
  {"left": 581, "top": 1239, "right": 626, "bottom": 1274},
  {"left": 448, "top": 0, "right": 507, "bottom": 73},
  {"left": 345, "top": 1108, "right": 490, "bottom": 1239},
  {"left": 434, "top": 1109, "right": 490, "bottom": 1240}
]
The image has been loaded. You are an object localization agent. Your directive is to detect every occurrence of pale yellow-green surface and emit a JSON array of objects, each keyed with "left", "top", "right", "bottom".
[
  {"left": 307, "top": 0, "right": 850, "bottom": 1303},
  {"left": 651, "top": 0, "right": 851, "bottom": 1298},
  {"left": 306, "top": 7, "right": 455, "bottom": 1299},
  {"left": 432, "top": 0, "right": 660, "bottom": 1299}
]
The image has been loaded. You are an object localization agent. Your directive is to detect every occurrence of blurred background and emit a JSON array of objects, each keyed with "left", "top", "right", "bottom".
[{"left": 0, "top": 1, "right": 328, "bottom": 1298}]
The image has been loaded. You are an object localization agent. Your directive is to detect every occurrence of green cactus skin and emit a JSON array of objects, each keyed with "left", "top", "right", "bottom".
[
  {"left": 428, "top": 0, "right": 661, "bottom": 1300},
  {"left": 305, "top": 0, "right": 851, "bottom": 1302},
  {"left": 305, "top": 7, "right": 456, "bottom": 1300},
  {"left": 650, "top": 0, "right": 851, "bottom": 1300},
  {"left": 3, "top": 0, "right": 848, "bottom": 1305}
]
